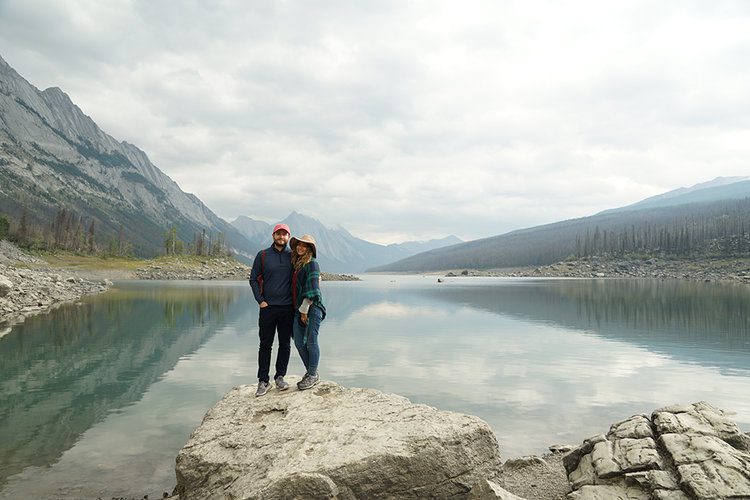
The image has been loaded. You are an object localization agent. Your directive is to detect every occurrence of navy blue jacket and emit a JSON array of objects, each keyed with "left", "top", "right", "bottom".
[{"left": 249, "top": 245, "right": 293, "bottom": 306}]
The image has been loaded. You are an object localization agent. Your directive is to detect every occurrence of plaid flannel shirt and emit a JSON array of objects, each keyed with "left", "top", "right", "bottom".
[{"left": 293, "top": 259, "right": 326, "bottom": 318}]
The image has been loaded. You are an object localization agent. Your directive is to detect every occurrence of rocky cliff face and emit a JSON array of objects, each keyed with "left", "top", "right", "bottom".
[
  {"left": 0, "top": 54, "right": 256, "bottom": 258},
  {"left": 175, "top": 379, "right": 502, "bottom": 499}
]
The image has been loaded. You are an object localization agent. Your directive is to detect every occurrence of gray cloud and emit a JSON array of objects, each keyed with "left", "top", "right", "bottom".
[{"left": 2, "top": 0, "right": 749, "bottom": 243}]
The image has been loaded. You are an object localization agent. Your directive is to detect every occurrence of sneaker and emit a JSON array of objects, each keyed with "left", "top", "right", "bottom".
[
  {"left": 255, "top": 380, "right": 270, "bottom": 397},
  {"left": 297, "top": 373, "right": 319, "bottom": 391},
  {"left": 275, "top": 376, "right": 289, "bottom": 391}
]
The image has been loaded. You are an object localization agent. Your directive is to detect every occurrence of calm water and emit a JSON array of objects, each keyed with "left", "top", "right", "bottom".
[{"left": 1, "top": 276, "right": 750, "bottom": 498}]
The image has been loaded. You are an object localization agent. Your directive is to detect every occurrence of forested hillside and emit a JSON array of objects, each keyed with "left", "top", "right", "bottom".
[{"left": 372, "top": 196, "right": 750, "bottom": 273}]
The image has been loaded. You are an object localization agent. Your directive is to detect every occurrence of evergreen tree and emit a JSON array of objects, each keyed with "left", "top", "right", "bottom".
[
  {"left": 0, "top": 214, "right": 9, "bottom": 240},
  {"left": 87, "top": 220, "right": 96, "bottom": 253}
]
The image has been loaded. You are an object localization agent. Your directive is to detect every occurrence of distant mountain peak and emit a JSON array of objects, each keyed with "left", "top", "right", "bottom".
[
  {"left": 41, "top": 86, "right": 68, "bottom": 97},
  {"left": 230, "top": 211, "right": 462, "bottom": 272},
  {"left": 665, "top": 176, "right": 750, "bottom": 198},
  {"left": 600, "top": 176, "right": 750, "bottom": 215}
]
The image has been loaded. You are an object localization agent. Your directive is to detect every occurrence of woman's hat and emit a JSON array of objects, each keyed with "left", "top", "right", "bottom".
[{"left": 290, "top": 234, "right": 317, "bottom": 258}]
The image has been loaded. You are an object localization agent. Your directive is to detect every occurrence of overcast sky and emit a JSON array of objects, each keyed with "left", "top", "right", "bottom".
[{"left": 1, "top": 1, "right": 749, "bottom": 243}]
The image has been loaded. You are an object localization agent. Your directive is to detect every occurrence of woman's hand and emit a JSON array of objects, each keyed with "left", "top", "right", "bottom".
[{"left": 301, "top": 313, "right": 308, "bottom": 325}]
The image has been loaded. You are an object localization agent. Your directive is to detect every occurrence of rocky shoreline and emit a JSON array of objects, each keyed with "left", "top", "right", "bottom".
[
  {"left": 134, "top": 257, "right": 251, "bottom": 280},
  {"left": 321, "top": 272, "right": 361, "bottom": 281},
  {"left": 0, "top": 241, "right": 111, "bottom": 330},
  {"left": 447, "top": 255, "right": 750, "bottom": 283},
  {"left": 134, "top": 259, "right": 361, "bottom": 282}
]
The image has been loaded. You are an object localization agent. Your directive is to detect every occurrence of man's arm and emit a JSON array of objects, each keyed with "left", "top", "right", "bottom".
[{"left": 248, "top": 253, "right": 265, "bottom": 305}]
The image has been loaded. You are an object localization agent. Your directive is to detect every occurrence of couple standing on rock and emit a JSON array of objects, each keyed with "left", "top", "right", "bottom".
[{"left": 248, "top": 223, "right": 326, "bottom": 397}]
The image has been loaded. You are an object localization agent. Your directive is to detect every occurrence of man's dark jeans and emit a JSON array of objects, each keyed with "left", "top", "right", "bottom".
[{"left": 257, "top": 304, "right": 294, "bottom": 383}]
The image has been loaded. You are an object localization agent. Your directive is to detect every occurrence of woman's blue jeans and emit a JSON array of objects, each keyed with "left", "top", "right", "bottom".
[{"left": 293, "top": 305, "right": 322, "bottom": 376}]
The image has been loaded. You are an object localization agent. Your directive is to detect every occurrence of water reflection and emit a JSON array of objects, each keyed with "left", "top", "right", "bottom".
[
  {"left": 0, "top": 282, "right": 239, "bottom": 487},
  {"left": 1, "top": 277, "right": 749, "bottom": 498},
  {"left": 418, "top": 279, "right": 750, "bottom": 371},
  {"left": 322, "top": 276, "right": 750, "bottom": 458}
]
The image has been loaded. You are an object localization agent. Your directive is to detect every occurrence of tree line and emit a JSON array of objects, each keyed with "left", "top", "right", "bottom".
[
  {"left": 574, "top": 198, "right": 750, "bottom": 259},
  {"left": 0, "top": 207, "right": 129, "bottom": 256},
  {"left": 163, "top": 226, "right": 232, "bottom": 257},
  {"left": 0, "top": 206, "right": 232, "bottom": 258},
  {"left": 375, "top": 196, "right": 750, "bottom": 273}
]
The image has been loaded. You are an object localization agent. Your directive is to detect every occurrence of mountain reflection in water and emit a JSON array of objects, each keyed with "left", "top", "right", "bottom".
[
  {"left": 0, "top": 282, "right": 238, "bottom": 486},
  {"left": 417, "top": 278, "right": 750, "bottom": 372}
]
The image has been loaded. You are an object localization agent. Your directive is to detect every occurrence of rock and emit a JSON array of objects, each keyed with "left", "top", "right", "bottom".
[
  {"left": 175, "top": 379, "right": 502, "bottom": 499},
  {"left": 549, "top": 444, "right": 576, "bottom": 454},
  {"left": 468, "top": 478, "right": 526, "bottom": 499},
  {"left": 0, "top": 275, "right": 12, "bottom": 297},
  {"left": 564, "top": 402, "right": 750, "bottom": 499},
  {"left": 502, "top": 456, "right": 548, "bottom": 471}
]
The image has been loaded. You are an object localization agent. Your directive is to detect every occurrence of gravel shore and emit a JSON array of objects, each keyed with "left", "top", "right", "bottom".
[
  {"left": 0, "top": 241, "right": 111, "bottom": 328},
  {"left": 446, "top": 255, "right": 750, "bottom": 283},
  {"left": 496, "top": 452, "right": 570, "bottom": 499}
]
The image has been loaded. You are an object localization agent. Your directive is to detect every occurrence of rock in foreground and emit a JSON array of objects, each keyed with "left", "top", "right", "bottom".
[
  {"left": 563, "top": 401, "right": 750, "bottom": 499},
  {"left": 175, "top": 379, "right": 502, "bottom": 499}
]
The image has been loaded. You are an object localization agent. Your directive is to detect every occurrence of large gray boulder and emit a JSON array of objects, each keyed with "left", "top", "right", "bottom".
[
  {"left": 0, "top": 275, "right": 12, "bottom": 297},
  {"left": 175, "top": 379, "right": 502, "bottom": 499},
  {"left": 563, "top": 401, "right": 750, "bottom": 499}
]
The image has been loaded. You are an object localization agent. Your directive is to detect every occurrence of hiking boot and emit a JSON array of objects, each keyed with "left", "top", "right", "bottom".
[
  {"left": 275, "top": 376, "right": 289, "bottom": 391},
  {"left": 255, "top": 380, "right": 270, "bottom": 397},
  {"left": 297, "top": 373, "right": 319, "bottom": 391}
]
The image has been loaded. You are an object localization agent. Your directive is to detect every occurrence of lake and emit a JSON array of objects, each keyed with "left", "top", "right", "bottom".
[{"left": 1, "top": 276, "right": 749, "bottom": 498}]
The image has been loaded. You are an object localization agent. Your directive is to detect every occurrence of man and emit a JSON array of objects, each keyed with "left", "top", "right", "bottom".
[{"left": 249, "top": 223, "right": 294, "bottom": 396}]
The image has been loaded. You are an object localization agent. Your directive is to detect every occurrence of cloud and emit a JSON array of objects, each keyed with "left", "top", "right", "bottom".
[{"left": 2, "top": 0, "right": 750, "bottom": 243}]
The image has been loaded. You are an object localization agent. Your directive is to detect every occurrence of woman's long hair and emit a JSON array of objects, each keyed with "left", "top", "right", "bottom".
[{"left": 293, "top": 244, "right": 314, "bottom": 270}]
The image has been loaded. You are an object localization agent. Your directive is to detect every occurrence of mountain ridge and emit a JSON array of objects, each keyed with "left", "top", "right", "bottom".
[
  {"left": 231, "top": 212, "right": 461, "bottom": 273},
  {"left": 372, "top": 177, "right": 750, "bottom": 272},
  {"left": 0, "top": 54, "right": 259, "bottom": 259},
  {"left": 599, "top": 176, "right": 750, "bottom": 215}
]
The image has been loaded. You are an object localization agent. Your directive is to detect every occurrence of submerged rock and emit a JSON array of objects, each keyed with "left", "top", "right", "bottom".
[
  {"left": 563, "top": 401, "right": 750, "bottom": 500},
  {"left": 175, "top": 379, "right": 502, "bottom": 499}
]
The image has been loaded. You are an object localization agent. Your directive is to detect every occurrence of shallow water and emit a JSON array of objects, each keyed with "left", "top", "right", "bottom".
[{"left": 1, "top": 276, "right": 749, "bottom": 498}]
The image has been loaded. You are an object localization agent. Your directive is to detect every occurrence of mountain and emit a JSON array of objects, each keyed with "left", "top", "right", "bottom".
[
  {"left": 0, "top": 54, "right": 258, "bottom": 259},
  {"left": 387, "top": 234, "right": 463, "bottom": 255},
  {"left": 600, "top": 176, "right": 750, "bottom": 214},
  {"left": 231, "top": 216, "right": 272, "bottom": 244},
  {"left": 373, "top": 177, "right": 750, "bottom": 273},
  {"left": 231, "top": 212, "right": 462, "bottom": 273}
]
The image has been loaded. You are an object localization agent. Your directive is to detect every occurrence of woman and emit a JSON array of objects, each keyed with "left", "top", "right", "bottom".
[{"left": 290, "top": 234, "right": 326, "bottom": 390}]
